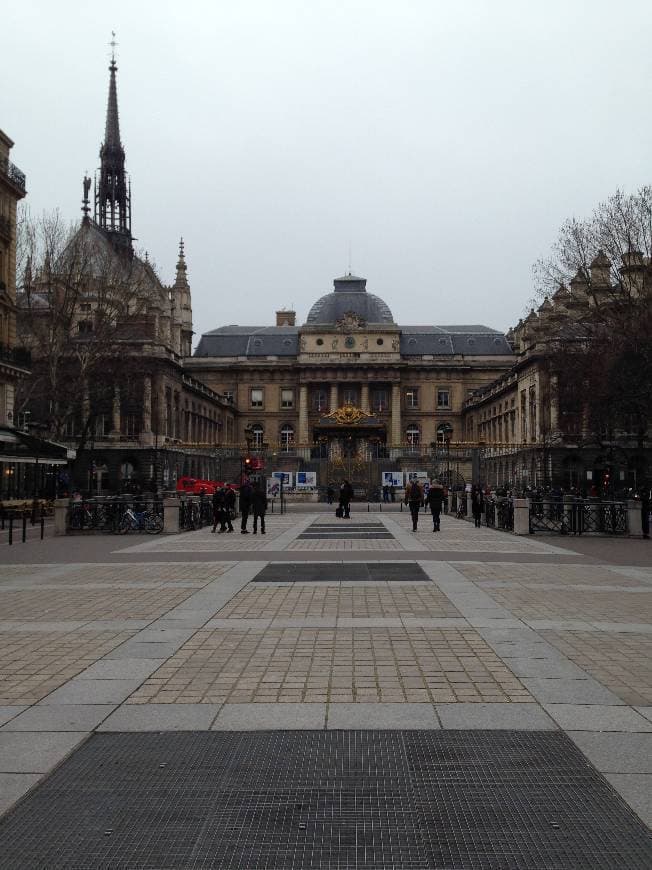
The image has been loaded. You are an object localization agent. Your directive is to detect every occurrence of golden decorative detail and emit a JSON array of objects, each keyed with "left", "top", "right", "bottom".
[{"left": 324, "top": 403, "right": 374, "bottom": 425}]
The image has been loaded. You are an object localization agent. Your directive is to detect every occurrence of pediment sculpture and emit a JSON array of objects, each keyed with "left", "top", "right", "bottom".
[
  {"left": 336, "top": 311, "right": 366, "bottom": 332},
  {"left": 324, "top": 403, "right": 375, "bottom": 425}
]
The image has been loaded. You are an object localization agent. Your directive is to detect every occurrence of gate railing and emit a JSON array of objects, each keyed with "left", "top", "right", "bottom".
[
  {"left": 529, "top": 499, "right": 628, "bottom": 536},
  {"left": 178, "top": 495, "right": 213, "bottom": 531},
  {"left": 67, "top": 497, "right": 163, "bottom": 533}
]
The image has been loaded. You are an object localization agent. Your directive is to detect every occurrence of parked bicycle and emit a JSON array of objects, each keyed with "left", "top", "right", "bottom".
[{"left": 117, "top": 507, "right": 163, "bottom": 534}]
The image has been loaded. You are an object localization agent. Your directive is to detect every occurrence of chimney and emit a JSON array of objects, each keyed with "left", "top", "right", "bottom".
[{"left": 276, "top": 310, "right": 296, "bottom": 327}]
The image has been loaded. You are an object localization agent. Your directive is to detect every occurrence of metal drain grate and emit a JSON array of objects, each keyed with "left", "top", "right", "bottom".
[
  {"left": 253, "top": 562, "right": 430, "bottom": 583},
  {"left": 299, "top": 522, "right": 394, "bottom": 541},
  {"left": 0, "top": 730, "right": 650, "bottom": 869}
]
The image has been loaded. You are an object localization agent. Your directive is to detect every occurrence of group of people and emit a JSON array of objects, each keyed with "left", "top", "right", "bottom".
[
  {"left": 404, "top": 478, "right": 445, "bottom": 532},
  {"left": 211, "top": 480, "right": 268, "bottom": 535},
  {"left": 404, "top": 479, "right": 485, "bottom": 531},
  {"left": 381, "top": 484, "right": 396, "bottom": 503}
]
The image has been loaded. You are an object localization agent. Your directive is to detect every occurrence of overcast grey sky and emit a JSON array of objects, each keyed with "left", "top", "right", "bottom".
[{"left": 5, "top": 0, "right": 652, "bottom": 339}]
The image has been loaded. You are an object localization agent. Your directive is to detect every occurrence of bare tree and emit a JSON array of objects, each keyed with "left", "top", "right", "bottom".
[
  {"left": 15, "top": 209, "right": 162, "bottom": 453},
  {"left": 531, "top": 187, "right": 652, "bottom": 448}
]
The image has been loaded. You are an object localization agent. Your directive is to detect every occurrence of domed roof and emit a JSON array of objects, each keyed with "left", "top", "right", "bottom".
[{"left": 305, "top": 274, "right": 394, "bottom": 325}]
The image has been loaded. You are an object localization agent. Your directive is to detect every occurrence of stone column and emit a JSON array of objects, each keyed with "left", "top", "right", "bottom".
[
  {"left": 360, "top": 383, "right": 370, "bottom": 413},
  {"left": 142, "top": 375, "right": 152, "bottom": 433},
  {"left": 330, "top": 383, "right": 338, "bottom": 412},
  {"left": 628, "top": 499, "right": 644, "bottom": 538},
  {"left": 549, "top": 374, "right": 559, "bottom": 437},
  {"left": 82, "top": 380, "right": 90, "bottom": 428},
  {"left": 110, "top": 386, "right": 121, "bottom": 438},
  {"left": 391, "top": 384, "right": 401, "bottom": 446},
  {"left": 298, "top": 385, "right": 309, "bottom": 445},
  {"left": 513, "top": 498, "right": 531, "bottom": 535}
]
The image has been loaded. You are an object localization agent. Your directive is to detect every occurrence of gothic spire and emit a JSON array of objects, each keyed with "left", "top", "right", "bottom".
[
  {"left": 94, "top": 38, "right": 132, "bottom": 253},
  {"left": 104, "top": 53, "right": 122, "bottom": 151},
  {"left": 173, "top": 237, "right": 189, "bottom": 289}
]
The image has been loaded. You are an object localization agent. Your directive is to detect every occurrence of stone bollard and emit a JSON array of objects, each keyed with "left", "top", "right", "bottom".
[
  {"left": 513, "top": 498, "right": 531, "bottom": 535},
  {"left": 627, "top": 499, "right": 644, "bottom": 538},
  {"left": 53, "top": 498, "right": 69, "bottom": 536},
  {"left": 163, "top": 496, "right": 180, "bottom": 535}
]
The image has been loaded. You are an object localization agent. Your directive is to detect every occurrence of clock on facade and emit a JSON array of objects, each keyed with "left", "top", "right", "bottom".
[{"left": 344, "top": 335, "right": 356, "bottom": 349}]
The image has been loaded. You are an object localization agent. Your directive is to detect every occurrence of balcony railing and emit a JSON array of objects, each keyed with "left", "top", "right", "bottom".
[
  {"left": 0, "top": 157, "right": 26, "bottom": 194},
  {"left": 0, "top": 344, "right": 31, "bottom": 370}
]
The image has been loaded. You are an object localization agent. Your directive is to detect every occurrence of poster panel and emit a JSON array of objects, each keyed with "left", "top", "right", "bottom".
[
  {"left": 296, "top": 471, "right": 317, "bottom": 488},
  {"left": 266, "top": 479, "right": 281, "bottom": 498},
  {"left": 381, "top": 471, "right": 404, "bottom": 487},
  {"left": 407, "top": 470, "right": 428, "bottom": 484},
  {"left": 271, "top": 471, "right": 293, "bottom": 487}
]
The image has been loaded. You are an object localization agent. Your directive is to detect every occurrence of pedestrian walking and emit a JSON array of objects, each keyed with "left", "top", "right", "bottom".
[
  {"left": 426, "top": 478, "right": 445, "bottom": 531},
  {"left": 326, "top": 484, "right": 335, "bottom": 505},
  {"left": 405, "top": 478, "right": 424, "bottom": 532},
  {"left": 211, "top": 487, "right": 224, "bottom": 533},
  {"left": 389, "top": 484, "right": 396, "bottom": 502},
  {"left": 252, "top": 482, "right": 268, "bottom": 535},
  {"left": 222, "top": 486, "right": 235, "bottom": 532},
  {"left": 471, "top": 483, "right": 484, "bottom": 528},
  {"left": 382, "top": 484, "right": 389, "bottom": 503},
  {"left": 339, "top": 480, "right": 354, "bottom": 519},
  {"left": 239, "top": 479, "right": 253, "bottom": 533}
]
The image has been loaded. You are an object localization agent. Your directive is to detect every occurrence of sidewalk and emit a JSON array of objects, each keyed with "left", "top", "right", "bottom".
[{"left": 0, "top": 511, "right": 650, "bottom": 867}]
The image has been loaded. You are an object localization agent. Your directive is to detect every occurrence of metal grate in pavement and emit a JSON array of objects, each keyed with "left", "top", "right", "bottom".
[
  {"left": 298, "top": 521, "right": 393, "bottom": 541},
  {"left": 253, "top": 561, "right": 431, "bottom": 583},
  {"left": 0, "top": 730, "right": 650, "bottom": 869},
  {"left": 298, "top": 532, "right": 395, "bottom": 539}
]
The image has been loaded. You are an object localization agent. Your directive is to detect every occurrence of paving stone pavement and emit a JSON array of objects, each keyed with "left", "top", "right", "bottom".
[{"left": 0, "top": 508, "right": 651, "bottom": 843}]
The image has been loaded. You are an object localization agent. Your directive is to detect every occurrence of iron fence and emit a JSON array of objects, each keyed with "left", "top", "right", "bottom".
[
  {"left": 529, "top": 499, "right": 627, "bottom": 535},
  {"left": 178, "top": 496, "right": 213, "bottom": 531},
  {"left": 68, "top": 497, "right": 163, "bottom": 533}
]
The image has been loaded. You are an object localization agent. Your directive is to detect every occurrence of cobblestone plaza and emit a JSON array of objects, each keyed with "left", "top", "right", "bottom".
[{"left": 0, "top": 508, "right": 651, "bottom": 866}]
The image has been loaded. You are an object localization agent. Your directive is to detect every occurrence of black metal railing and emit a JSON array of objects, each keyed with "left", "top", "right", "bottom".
[
  {"left": 0, "top": 344, "right": 31, "bottom": 369},
  {"left": 178, "top": 496, "right": 213, "bottom": 531},
  {"left": 0, "top": 157, "right": 26, "bottom": 193},
  {"left": 1, "top": 505, "right": 47, "bottom": 544},
  {"left": 529, "top": 499, "right": 628, "bottom": 536},
  {"left": 68, "top": 497, "right": 163, "bottom": 533}
]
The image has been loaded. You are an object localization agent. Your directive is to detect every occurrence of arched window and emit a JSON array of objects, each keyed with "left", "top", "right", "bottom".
[
  {"left": 251, "top": 424, "right": 264, "bottom": 448},
  {"left": 406, "top": 424, "right": 420, "bottom": 446},
  {"left": 436, "top": 423, "right": 453, "bottom": 443},
  {"left": 280, "top": 424, "right": 295, "bottom": 451}
]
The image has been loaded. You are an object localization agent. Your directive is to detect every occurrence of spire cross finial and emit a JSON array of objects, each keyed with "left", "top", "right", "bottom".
[
  {"left": 109, "top": 31, "right": 118, "bottom": 66},
  {"left": 179, "top": 237, "right": 185, "bottom": 258}
]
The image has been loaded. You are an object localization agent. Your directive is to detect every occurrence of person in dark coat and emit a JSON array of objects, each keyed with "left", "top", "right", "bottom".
[
  {"left": 239, "top": 479, "right": 253, "bottom": 533},
  {"left": 426, "top": 479, "right": 445, "bottom": 532},
  {"left": 326, "top": 484, "right": 335, "bottom": 505},
  {"left": 211, "top": 487, "right": 224, "bottom": 533},
  {"left": 251, "top": 482, "right": 268, "bottom": 534},
  {"left": 389, "top": 484, "right": 396, "bottom": 502},
  {"left": 222, "top": 486, "right": 235, "bottom": 532},
  {"left": 339, "top": 480, "right": 354, "bottom": 518},
  {"left": 382, "top": 484, "right": 390, "bottom": 503},
  {"left": 405, "top": 478, "right": 424, "bottom": 532},
  {"left": 471, "top": 484, "right": 484, "bottom": 528}
]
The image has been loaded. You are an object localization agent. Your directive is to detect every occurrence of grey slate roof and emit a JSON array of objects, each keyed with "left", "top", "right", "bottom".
[
  {"left": 195, "top": 326, "right": 299, "bottom": 357},
  {"left": 194, "top": 276, "right": 512, "bottom": 359},
  {"left": 306, "top": 291, "right": 394, "bottom": 325},
  {"left": 194, "top": 324, "right": 512, "bottom": 358}
]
